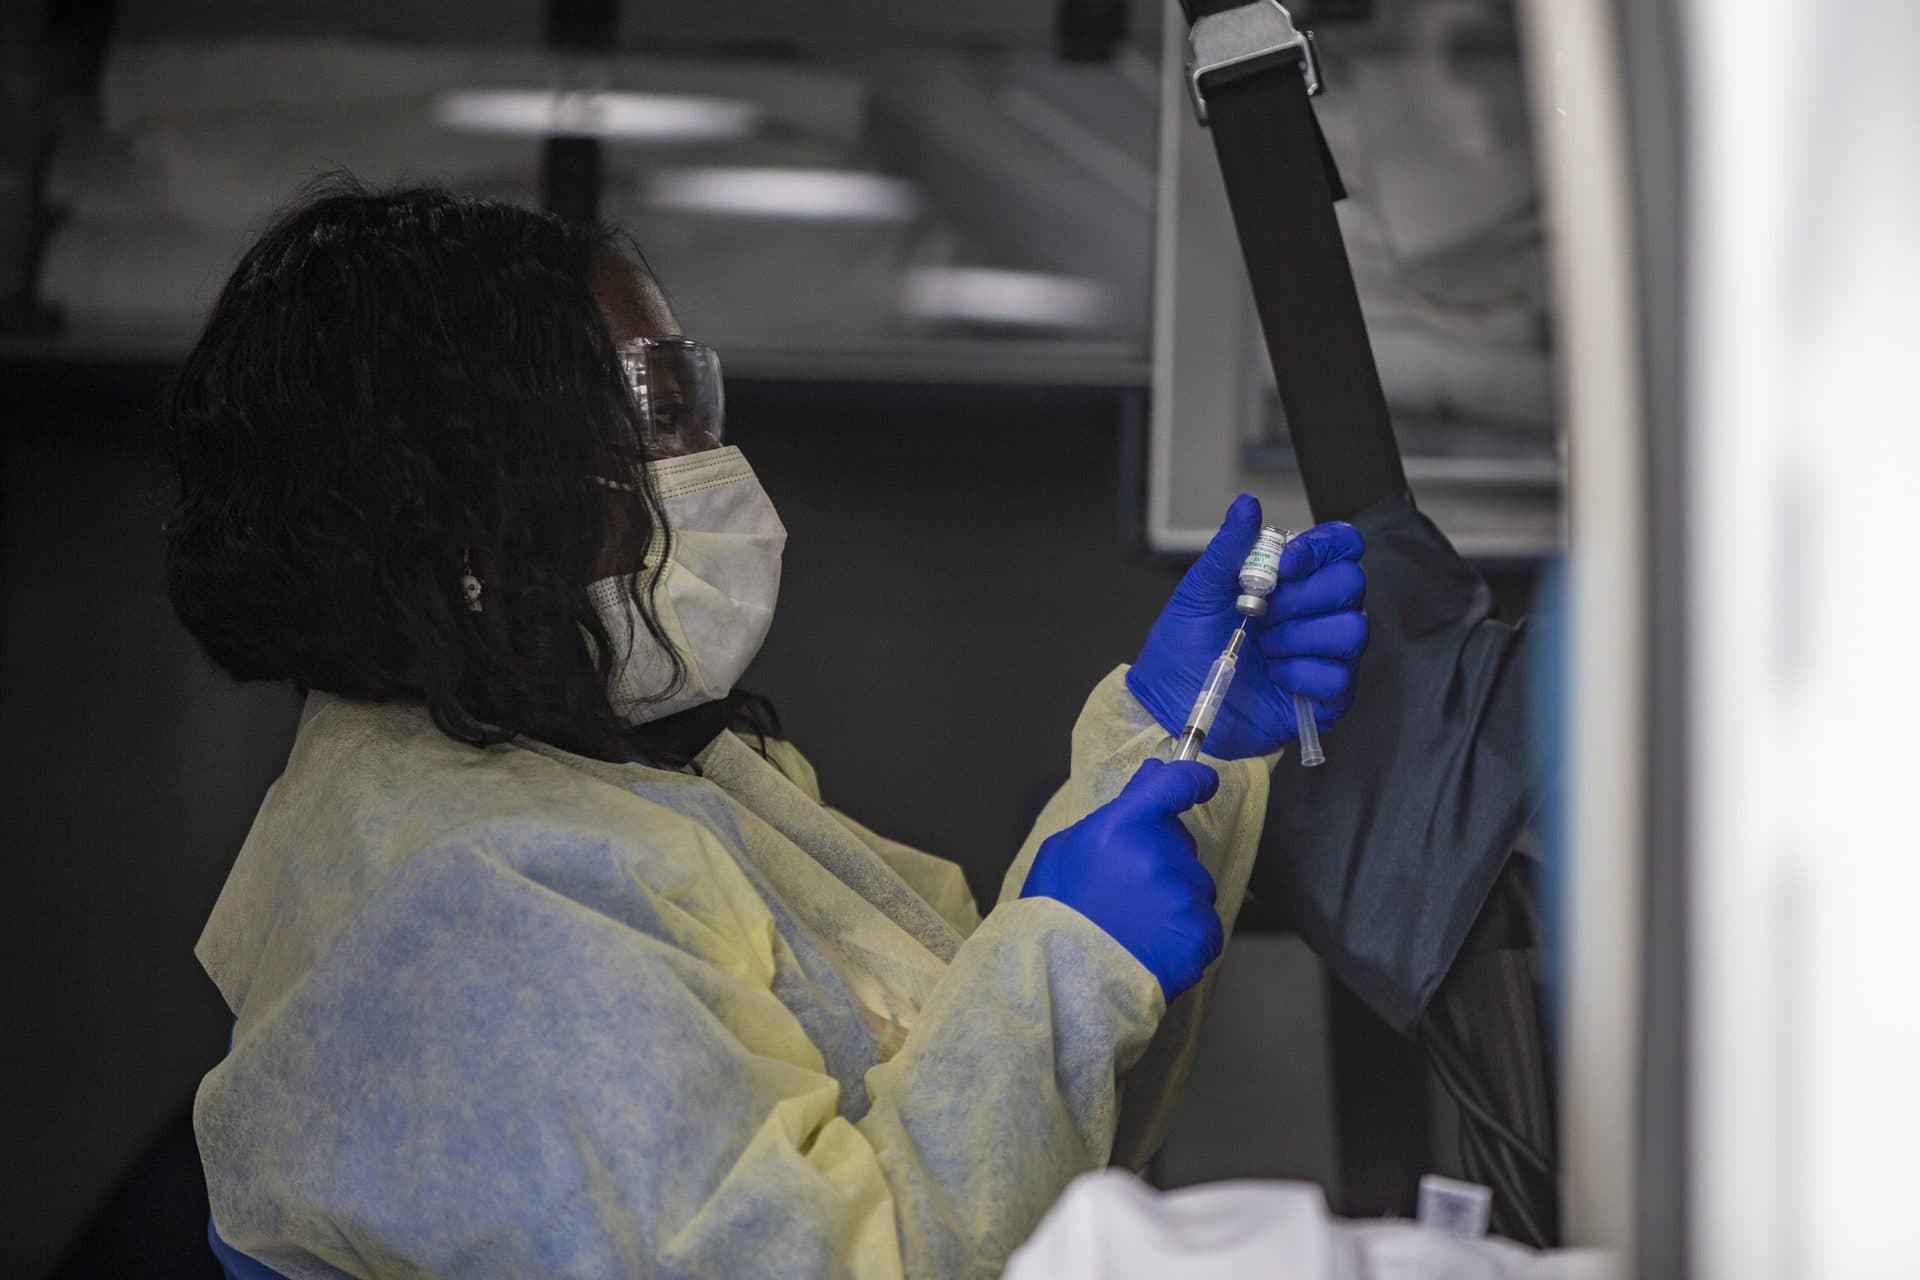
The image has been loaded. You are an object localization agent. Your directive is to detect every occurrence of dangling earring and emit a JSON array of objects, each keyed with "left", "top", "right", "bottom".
[{"left": 461, "top": 550, "right": 484, "bottom": 614}]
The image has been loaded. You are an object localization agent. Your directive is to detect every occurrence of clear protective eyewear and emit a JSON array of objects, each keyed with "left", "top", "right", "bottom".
[{"left": 617, "top": 336, "right": 725, "bottom": 456}]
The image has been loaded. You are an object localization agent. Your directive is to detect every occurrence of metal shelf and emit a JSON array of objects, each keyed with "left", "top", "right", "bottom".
[
  {"left": 0, "top": 327, "right": 1153, "bottom": 388},
  {"left": 1242, "top": 411, "right": 1563, "bottom": 491},
  {"left": 1243, "top": 441, "right": 1561, "bottom": 489}
]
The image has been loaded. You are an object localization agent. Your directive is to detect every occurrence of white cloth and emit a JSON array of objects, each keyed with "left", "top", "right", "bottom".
[{"left": 1002, "top": 1170, "right": 1619, "bottom": 1280}]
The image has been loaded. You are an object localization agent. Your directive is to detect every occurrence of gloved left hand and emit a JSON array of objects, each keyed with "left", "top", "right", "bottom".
[{"left": 1127, "top": 494, "right": 1367, "bottom": 759}]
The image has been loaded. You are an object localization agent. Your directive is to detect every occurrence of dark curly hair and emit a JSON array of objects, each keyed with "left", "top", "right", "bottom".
[{"left": 164, "top": 179, "right": 764, "bottom": 765}]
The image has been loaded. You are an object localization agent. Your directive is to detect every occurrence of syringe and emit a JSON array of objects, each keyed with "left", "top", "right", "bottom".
[
  {"left": 1171, "top": 623, "right": 1247, "bottom": 762},
  {"left": 1168, "top": 525, "right": 1327, "bottom": 767}
]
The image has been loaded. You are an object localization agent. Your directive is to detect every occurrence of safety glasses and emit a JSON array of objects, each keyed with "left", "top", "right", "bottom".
[{"left": 617, "top": 336, "right": 725, "bottom": 455}]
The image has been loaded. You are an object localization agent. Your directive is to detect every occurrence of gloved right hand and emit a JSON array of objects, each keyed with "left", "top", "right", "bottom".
[{"left": 1020, "top": 758, "right": 1224, "bottom": 1000}]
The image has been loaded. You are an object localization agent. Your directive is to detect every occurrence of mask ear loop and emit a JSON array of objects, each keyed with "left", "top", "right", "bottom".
[{"left": 461, "top": 549, "right": 484, "bottom": 613}]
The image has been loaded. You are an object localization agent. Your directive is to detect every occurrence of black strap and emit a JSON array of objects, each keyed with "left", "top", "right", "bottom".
[{"left": 1189, "top": 10, "right": 1408, "bottom": 522}]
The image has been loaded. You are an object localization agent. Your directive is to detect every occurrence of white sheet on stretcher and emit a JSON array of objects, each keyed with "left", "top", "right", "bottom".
[{"left": 1003, "top": 1171, "right": 1618, "bottom": 1280}]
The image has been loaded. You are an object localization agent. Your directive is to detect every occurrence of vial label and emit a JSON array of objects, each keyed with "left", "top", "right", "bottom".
[
  {"left": 1241, "top": 546, "right": 1282, "bottom": 577},
  {"left": 1239, "top": 527, "right": 1290, "bottom": 596}
]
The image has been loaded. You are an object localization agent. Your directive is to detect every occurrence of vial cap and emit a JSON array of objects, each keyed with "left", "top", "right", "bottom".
[{"left": 1236, "top": 594, "right": 1269, "bottom": 616}]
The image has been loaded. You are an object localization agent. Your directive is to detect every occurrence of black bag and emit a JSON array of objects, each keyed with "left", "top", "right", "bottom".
[
  {"left": 1258, "top": 495, "right": 1536, "bottom": 1034},
  {"left": 1254, "top": 495, "right": 1558, "bottom": 1244}
]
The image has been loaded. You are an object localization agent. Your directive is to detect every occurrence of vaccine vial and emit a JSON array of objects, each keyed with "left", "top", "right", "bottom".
[{"left": 1236, "top": 525, "right": 1291, "bottom": 616}]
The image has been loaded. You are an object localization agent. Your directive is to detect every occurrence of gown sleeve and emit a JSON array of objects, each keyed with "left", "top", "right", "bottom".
[{"left": 996, "top": 665, "right": 1277, "bottom": 1167}]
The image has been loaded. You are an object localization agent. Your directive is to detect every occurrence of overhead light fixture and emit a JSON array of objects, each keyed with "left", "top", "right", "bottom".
[
  {"left": 900, "top": 266, "right": 1113, "bottom": 329},
  {"left": 646, "top": 168, "right": 922, "bottom": 222},
  {"left": 434, "top": 90, "right": 759, "bottom": 142}
]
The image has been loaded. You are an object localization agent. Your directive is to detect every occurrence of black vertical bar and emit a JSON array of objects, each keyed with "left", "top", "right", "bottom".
[
  {"left": 547, "top": 0, "right": 615, "bottom": 47},
  {"left": 1055, "top": 0, "right": 1128, "bottom": 61},
  {"left": 541, "top": 137, "right": 603, "bottom": 226},
  {"left": 541, "top": 0, "right": 616, "bottom": 224},
  {"left": 1324, "top": 973, "right": 1430, "bottom": 1218},
  {"left": 2, "top": 3, "right": 55, "bottom": 329}
]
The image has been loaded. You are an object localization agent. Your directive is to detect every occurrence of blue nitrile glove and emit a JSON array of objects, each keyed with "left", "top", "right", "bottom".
[
  {"left": 1127, "top": 495, "right": 1368, "bottom": 759},
  {"left": 1021, "top": 758, "right": 1225, "bottom": 1000}
]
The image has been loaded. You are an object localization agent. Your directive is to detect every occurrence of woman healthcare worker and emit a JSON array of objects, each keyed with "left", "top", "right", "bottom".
[{"left": 171, "top": 185, "right": 1369, "bottom": 1279}]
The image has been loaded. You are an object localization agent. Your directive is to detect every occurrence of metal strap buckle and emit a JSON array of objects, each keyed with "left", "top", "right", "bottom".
[{"left": 1187, "top": 0, "right": 1323, "bottom": 126}]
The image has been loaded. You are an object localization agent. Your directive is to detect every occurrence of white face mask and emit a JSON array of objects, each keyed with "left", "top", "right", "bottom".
[{"left": 586, "top": 446, "right": 785, "bottom": 726}]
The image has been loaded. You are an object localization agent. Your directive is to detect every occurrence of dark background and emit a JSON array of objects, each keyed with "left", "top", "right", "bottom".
[{"left": 0, "top": 0, "right": 1566, "bottom": 1271}]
